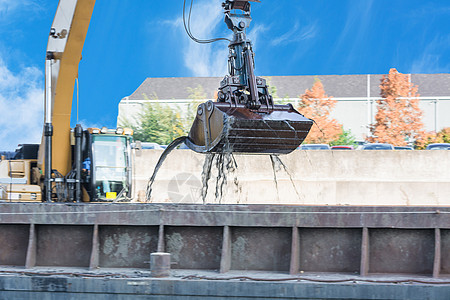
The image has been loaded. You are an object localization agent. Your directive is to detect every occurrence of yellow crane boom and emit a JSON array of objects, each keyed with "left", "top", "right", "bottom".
[{"left": 40, "top": 0, "right": 95, "bottom": 176}]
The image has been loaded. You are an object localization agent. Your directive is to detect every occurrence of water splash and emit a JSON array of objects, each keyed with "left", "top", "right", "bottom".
[
  {"left": 200, "top": 115, "right": 238, "bottom": 203},
  {"left": 200, "top": 153, "right": 215, "bottom": 203},
  {"left": 199, "top": 151, "right": 237, "bottom": 204},
  {"left": 145, "top": 136, "right": 188, "bottom": 202},
  {"left": 214, "top": 152, "right": 237, "bottom": 202}
]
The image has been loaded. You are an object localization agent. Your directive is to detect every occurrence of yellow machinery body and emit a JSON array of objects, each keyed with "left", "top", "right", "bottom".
[{"left": 0, "top": 159, "right": 41, "bottom": 202}]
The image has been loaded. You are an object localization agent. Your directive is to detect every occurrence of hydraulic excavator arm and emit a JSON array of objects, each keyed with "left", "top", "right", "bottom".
[
  {"left": 40, "top": 0, "right": 96, "bottom": 200},
  {"left": 186, "top": 0, "right": 313, "bottom": 154},
  {"left": 39, "top": 0, "right": 133, "bottom": 203},
  {"left": 40, "top": 0, "right": 95, "bottom": 174}
]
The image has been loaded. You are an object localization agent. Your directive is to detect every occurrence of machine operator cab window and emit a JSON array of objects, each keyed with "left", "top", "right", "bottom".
[{"left": 91, "top": 135, "right": 131, "bottom": 201}]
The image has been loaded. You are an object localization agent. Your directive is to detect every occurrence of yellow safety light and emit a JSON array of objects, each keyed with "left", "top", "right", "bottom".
[
  {"left": 88, "top": 127, "right": 101, "bottom": 134},
  {"left": 115, "top": 127, "right": 124, "bottom": 135},
  {"left": 123, "top": 128, "right": 134, "bottom": 136},
  {"left": 100, "top": 127, "right": 108, "bottom": 134}
]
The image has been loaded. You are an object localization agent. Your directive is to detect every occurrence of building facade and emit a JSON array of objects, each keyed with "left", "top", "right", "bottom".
[{"left": 118, "top": 74, "right": 450, "bottom": 141}]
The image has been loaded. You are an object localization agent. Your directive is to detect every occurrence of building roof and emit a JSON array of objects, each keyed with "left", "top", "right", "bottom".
[{"left": 125, "top": 73, "right": 450, "bottom": 101}]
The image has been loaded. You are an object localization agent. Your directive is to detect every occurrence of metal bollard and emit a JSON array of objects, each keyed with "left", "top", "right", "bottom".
[{"left": 150, "top": 252, "right": 171, "bottom": 277}]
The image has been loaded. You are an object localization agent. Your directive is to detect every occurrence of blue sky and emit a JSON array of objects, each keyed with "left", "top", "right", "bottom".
[{"left": 0, "top": 0, "right": 449, "bottom": 150}]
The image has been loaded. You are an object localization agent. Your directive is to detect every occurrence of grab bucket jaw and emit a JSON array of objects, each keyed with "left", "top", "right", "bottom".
[
  {"left": 186, "top": 101, "right": 313, "bottom": 154},
  {"left": 184, "top": 1, "right": 313, "bottom": 155}
]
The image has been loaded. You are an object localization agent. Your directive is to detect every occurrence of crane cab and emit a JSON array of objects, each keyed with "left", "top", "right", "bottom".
[
  {"left": 1, "top": 127, "right": 133, "bottom": 203},
  {"left": 81, "top": 127, "right": 133, "bottom": 202}
]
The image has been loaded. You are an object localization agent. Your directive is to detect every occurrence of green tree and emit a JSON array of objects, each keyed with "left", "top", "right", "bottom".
[
  {"left": 418, "top": 127, "right": 450, "bottom": 149},
  {"left": 118, "top": 92, "right": 185, "bottom": 145},
  {"left": 133, "top": 102, "right": 184, "bottom": 145},
  {"left": 329, "top": 128, "right": 357, "bottom": 146},
  {"left": 117, "top": 115, "right": 136, "bottom": 130},
  {"left": 436, "top": 127, "right": 450, "bottom": 143}
]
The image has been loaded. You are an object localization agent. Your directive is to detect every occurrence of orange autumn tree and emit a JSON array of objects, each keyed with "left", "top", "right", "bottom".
[
  {"left": 417, "top": 127, "right": 450, "bottom": 149},
  {"left": 298, "top": 79, "right": 342, "bottom": 143},
  {"left": 369, "top": 68, "right": 425, "bottom": 146},
  {"left": 435, "top": 127, "right": 450, "bottom": 144}
]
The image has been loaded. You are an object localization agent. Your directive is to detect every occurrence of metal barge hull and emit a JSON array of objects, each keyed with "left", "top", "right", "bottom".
[{"left": 0, "top": 203, "right": 449, "bottom": 299}]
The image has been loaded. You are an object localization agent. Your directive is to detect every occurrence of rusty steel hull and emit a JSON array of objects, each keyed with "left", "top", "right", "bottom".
[
  {"left": 0, "top": 203, "right": 448, "bottom": 278},
  {"left": 0, "top": 203, "right": 449, "bottom": 299}
]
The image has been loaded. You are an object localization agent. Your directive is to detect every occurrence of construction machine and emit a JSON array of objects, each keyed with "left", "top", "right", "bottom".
[
  {"left": 0, "top": 0, "right": 134, "bottom": 203},
  {"left": 186, "top": 0, "right": 313, "bottom": 154},
  {"left": 0, "top": 145, "right": 42, "bottom": 201},
  {"left": 1, "top": 0, "right": 311, "bottom": 203}
]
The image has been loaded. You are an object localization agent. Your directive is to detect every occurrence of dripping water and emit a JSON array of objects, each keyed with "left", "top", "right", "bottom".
[
  {"left": 200, "top": 153, "right": 215, "bottom": 203},
  {"left": 145, "top": 136, "right": 188, "bottom": 202},
  {"left": 312, "top": 119, "right": 326, "bottom": 139},
  {"left": 145, "top": 117, "right": 299, "bottom": 204},
  {"left": 269, "top": 155, "right": 281, "bottom": 202},
  {"left": 200, "top": 115, "right": 238, "bottom": 204},
  {"left": 269, "top": 154, "right": 302, "bottom": 201},
  {"left": 213, "top": 151, "right": 237, "bottom": 202},
  {"left": 284, "top": 120, "right": 299, "bottom": 141}
]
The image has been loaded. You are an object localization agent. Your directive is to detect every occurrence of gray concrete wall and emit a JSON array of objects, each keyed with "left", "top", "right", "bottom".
[{"left": 132, "top": 150, "right": 450, "bottom": 206}]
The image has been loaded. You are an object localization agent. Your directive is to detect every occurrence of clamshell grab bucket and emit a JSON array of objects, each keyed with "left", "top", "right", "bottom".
[{"left": 186, "top": 101, "right": 313, "bottom": 154}]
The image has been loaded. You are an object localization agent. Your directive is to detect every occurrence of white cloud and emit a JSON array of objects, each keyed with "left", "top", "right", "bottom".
[
  {"left": 270, "top": 22, "right": 317, "bottom": 47},
  {"left": 410, "top": 5, "right": 450, "bottom": 19},
  {"left": 0, "top": 0, "right": 38, "bottom": 16},
  {"left": 247, "top": 24, "right": 269, "bottom": 50},
  {"left": 0, "top": 59, "right": 43, "bottom": 150},
  {"left": 0, "top": 0, "right": 50, "bottom": 150},
  {"left": 159, "top": 17, "right": 183, "bottom": 29},
  {"left": 340, "top": 0, "right": 374, "bottom": 40},
  {"left": 411, "top": 54, "right": 442, "bottom": 74},
  {"left": 410, "top": 35, "right": 450, "bottom": 73},
  {"left": 161, "top": 0, "right": 265, "bottom": 77},
  {"left": 77, "top": 119, "right": 102, "bottom": 130},
  {"left": 331, "top": 0, "right": 375, "bottom": 69},
  {"left": 0, "top": 0, "right": 20, "bottom": 13},
  {"left": 181, "top": 0, "right": 228, "bottom": 76}
]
